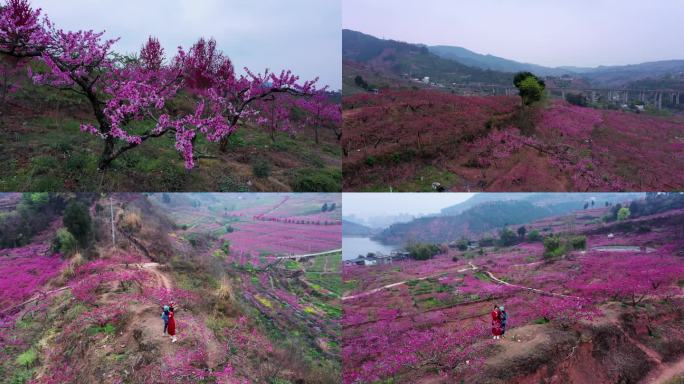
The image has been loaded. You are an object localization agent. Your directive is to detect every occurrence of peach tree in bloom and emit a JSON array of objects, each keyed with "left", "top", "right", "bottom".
[{"left": 0, "top": 0, "right": 328, "bottom": 170}]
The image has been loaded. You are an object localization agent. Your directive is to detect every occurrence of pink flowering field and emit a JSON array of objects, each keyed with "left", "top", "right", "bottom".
[
  {"left": 162, "top": 194, "right": 341, "bottom": 266},
  {"left": 342, "top": 205, "right": 684, "bottom": 383},
  {"left": 343, "top": 90, "right": 684, "bottom": 191}
]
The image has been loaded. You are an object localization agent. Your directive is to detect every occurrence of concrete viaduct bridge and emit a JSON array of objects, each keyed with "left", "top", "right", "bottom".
[
  {"left": 547, "top": 87, "right": 681, "bottom": 109},
  {"left": 445, "top": 83, "right": 682, "bottom": 109}
]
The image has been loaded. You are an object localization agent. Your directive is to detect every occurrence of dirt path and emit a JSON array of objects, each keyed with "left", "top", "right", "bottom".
[
  {"left": 640, "top": 355, "right": 684, "bottom": 383},
  {"left": 483, "top": 270, "right": 583, "bottom": 300},
  {"left": 342, "top": 260, "right": 581, "bottom": 302},
  {"left": 342, "top": 263, "right": 478, "bottom": 301},
  {"left": 108, "top": 261, "right": 224, "bottom": 369},
  {"left": 136, "top": 262, "right": 172, "bottom": 290}
]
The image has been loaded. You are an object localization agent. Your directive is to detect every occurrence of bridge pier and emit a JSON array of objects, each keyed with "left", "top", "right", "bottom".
[{"left": 657, "top": 92, "right": 663, "bottom": 110}]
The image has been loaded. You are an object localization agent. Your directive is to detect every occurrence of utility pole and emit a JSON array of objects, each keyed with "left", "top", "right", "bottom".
[{"left": 110, "top": 195, "right": 116, "bottom": 247}]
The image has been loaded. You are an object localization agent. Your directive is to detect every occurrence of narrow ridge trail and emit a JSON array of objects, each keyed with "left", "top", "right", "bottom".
[
  {"left": 342, "top": 263, "right": 478, "bottom": 301},
  {"left": 639, "top": 355, "right": 684, "bottom": 384},
  {"left": 106, "top": 260, "right": 223, "bottom": 370}
]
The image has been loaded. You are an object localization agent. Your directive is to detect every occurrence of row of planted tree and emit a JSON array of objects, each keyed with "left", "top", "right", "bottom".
[{"left": 0, "top": 0, "right": 340, "bottom": 170}]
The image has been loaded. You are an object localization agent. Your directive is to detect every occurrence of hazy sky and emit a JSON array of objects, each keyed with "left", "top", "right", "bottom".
[
  {"left": 343, "top": 0, "right": 684, "bottom": 67},
  {"left": 35, "top": 0, "right": 341, "bottom": 89},
  {"left": 343, "top": 193, "right": 474, "bottom": 219}
]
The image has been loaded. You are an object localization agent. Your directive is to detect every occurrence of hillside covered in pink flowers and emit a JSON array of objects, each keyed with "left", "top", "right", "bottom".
[
  {"left": 0, "top": 192, "right": 341, "bottom": 383},
  {"left": 342, "top": 193, "right": 684, "bottom": 383},
  {"left": 343, "top": 90, "right": 684, "bottom": 191}
]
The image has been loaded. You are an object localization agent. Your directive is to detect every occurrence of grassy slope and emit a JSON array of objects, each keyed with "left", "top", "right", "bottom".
[{"left": 0, "top": 85, "right": 341, "bottom": 192}]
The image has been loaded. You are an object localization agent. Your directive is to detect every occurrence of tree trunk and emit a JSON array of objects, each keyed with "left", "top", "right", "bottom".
[
  {"left": 219, "top": 137, "right": 228, "bottom": 152},
  {"left": 82, "top": 88, "right": 116, "bottom": 171},
  {"left": 98, "top": 136, "right": 115, "bottom": 170}
]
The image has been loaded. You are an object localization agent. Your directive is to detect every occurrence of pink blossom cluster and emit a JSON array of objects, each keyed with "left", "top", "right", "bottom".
[
  {"left": 0, "top": 0, "right": 48, "bottom": 55},
  {"left": 538, "top": 102, "right": 603, "bottom": 138},
  {"left": 0, "top": 0, "right": 330, "bottom": 169},
  {"left": 0, "top": 244, "right": 64, "bottom": 308}
]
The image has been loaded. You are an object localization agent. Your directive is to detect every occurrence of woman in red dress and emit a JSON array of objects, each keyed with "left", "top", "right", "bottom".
[
  {"left": 167, "top": 305, "right": 177, "bottom": 342},
  {"left": 491, "top": 305, "right": 502, "bottom": 340}
]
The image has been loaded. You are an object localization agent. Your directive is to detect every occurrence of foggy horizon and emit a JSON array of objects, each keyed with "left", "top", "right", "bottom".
[
  {"left": 343, "top": 0, "right": 684, "bottom": 68},
  {"left": 343, "top": 193, "right": 475, "bottom": 220}
]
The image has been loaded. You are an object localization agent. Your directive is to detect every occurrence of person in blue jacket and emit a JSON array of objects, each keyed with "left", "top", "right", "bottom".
[
  {"left": 161, "top": 305, "right": 170, "bottom": 334},
  {"left": 499, "top": 305, "right": 508, "bottom": 337}
]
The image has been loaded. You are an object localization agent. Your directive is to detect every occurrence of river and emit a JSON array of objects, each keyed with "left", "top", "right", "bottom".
[{"left": 342, "top": 237, "right": 398, "bottom": 260}]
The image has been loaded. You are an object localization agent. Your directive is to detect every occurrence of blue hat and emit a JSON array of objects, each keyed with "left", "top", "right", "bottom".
[
  {"left": 499, "top": 306, "right": 505, "bottom": 311},
  {"left": 163, "top": 305, "right": 169, "bottom": 311}
]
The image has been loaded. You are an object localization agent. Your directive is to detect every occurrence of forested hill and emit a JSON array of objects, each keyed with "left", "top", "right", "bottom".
[
  {"left": 342, "top": 219, "right": 374, "bottom": 236},
  {"left": 440, "top": 193, "right": 644, "bottom": 216},
  {"left": 375, "top": 198, "right": 624, "bottom": 245},
  {"left": 429, "top": 45, "right": 569, "bottom": 76},
  {"left": 342, "top": 29, "right": 513, "bottom": 86}
]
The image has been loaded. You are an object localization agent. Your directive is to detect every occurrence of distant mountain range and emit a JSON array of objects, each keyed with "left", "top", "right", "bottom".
[
  {"left": 374, "top": 193, "right": 644, "bottom": 244},
  {"left": 344, "top": 29, "right": 684, "bottom": 91},
  {"left": 440, "top": 193, "right": 642, "bottom": 216},
  {"left": 429, "top": 45, "right": 571, "bottom": 77},
  {"left": 342, "top": 219, "right": 375, "bottom": 236}
]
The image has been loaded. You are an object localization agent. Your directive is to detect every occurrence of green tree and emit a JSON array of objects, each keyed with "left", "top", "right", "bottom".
[
  {"left": 220, "top": 240, "right": 231, "bottom": 255},
  {"left": 617, "top": 207, "right": 631, "bottom": 221},
  {"left": 52, "top": 228, "right": 78, "bottom": 256},
  {"left": 354, "top": 75, "right": 369, "bottom": 90},
  {"left": 543, "top": 235, "right": 565, "bottom": 260},
  {"left": 513, "top": 72, "right": 545, "bottom": 106},
  {"left": 406, "top": 243, "right": 441, "bottom": 261},
  {"left": 517, "top": 226, "right": 527, "bottom": 239},
  {"left": 527, "top": 229, "right": 542, "bottom": 242},
  {"left": 23, "top": 192, "right": 49, "bottom": 207},
  {"left": 456, "top": 238, "right": 469, "bottom": 251},
  {"left": 569, "top": 236, "right": 587, "bottom": 250},
  {"left": 63, "top": 201, "right": 92, "bottom": 247},
  {"left": 499, "top": 227, "right": 518, "bottom": 246}
]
